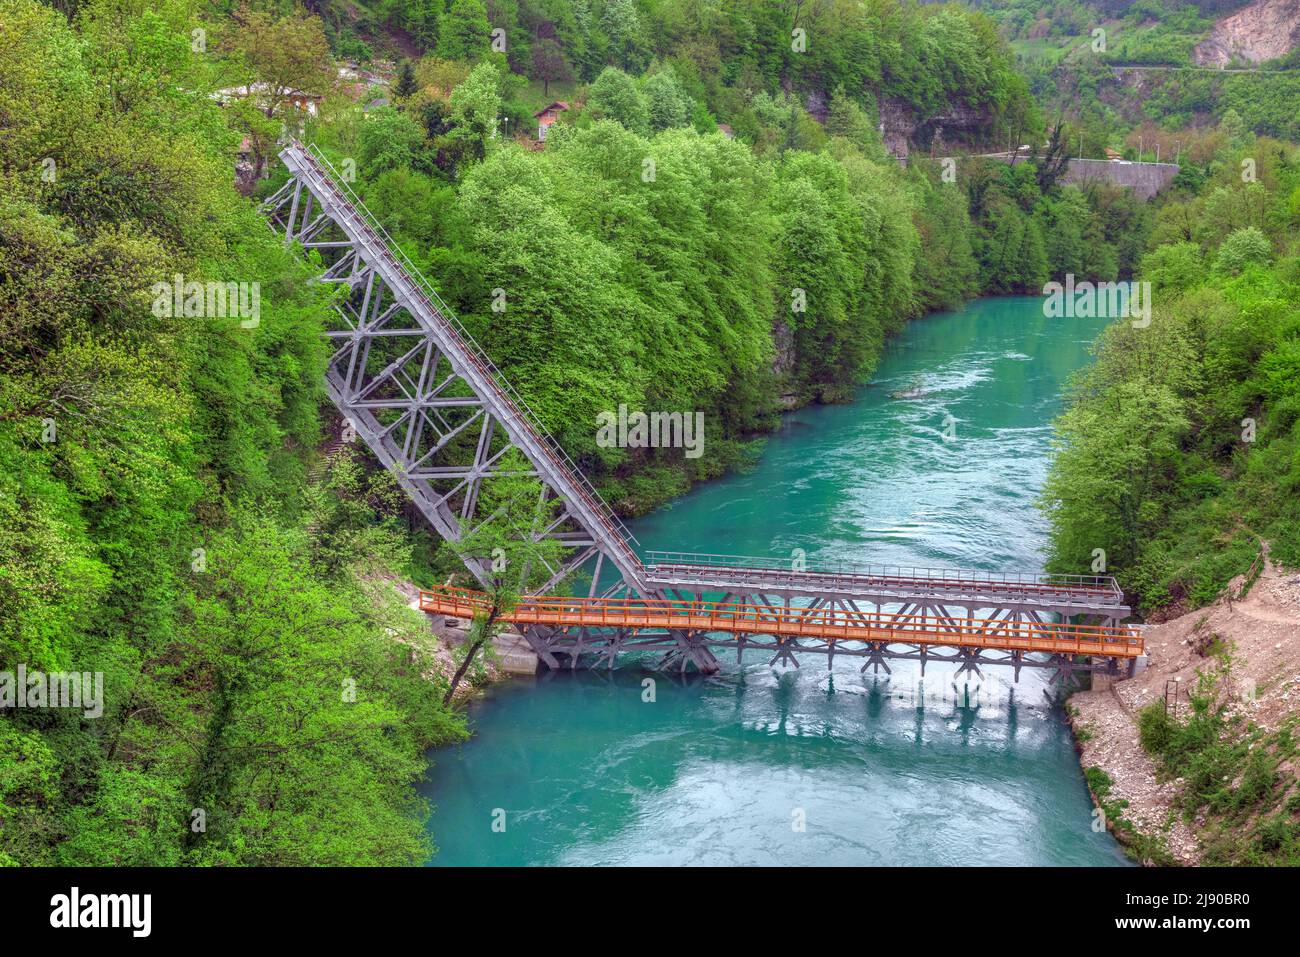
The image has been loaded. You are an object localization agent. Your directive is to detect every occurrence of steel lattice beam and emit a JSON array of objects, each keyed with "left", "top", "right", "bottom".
[{"left": 261, "top": 145, "right": 678, "bottom": 612}]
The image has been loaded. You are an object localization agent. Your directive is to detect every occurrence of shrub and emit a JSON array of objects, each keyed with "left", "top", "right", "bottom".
[{"left": 1213, "top": 226, "right": 1272, "bottom": 275}]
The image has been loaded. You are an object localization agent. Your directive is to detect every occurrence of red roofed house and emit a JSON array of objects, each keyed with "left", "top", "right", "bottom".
[{"left": 535, "top": 101, "right": 569, "bottom": 142}]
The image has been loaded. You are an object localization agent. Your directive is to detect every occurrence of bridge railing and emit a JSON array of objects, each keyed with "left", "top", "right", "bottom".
[
  {"left": 644, "top": 550, "right": 1123, "bottom": 599},
  {"left": 419, "top": 585, "right": 1144, "bottom": 656},
  {"left": 282, "top": 141, "right": 642, "bottom": 565}
]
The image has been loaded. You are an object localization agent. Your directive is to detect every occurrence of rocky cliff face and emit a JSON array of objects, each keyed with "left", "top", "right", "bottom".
[
  {"left": 1193, "top": 0, "right": 1300, "bottom": 66},
  {"left": 877, "top": 96, "right": 989, "bottom": 161}
]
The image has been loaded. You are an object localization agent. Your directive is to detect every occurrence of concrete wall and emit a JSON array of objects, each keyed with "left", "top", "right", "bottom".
[{"left": 1061, "top": 159, "right": 1181, "bottom": 201}]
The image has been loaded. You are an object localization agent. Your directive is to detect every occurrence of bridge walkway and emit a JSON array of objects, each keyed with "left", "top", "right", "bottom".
[
  {"left": 420, "top": 585, "right": 1144, "bottom": 662},
  {"left": 265, "top": 140, "right": 1139, "bottom": 677}
]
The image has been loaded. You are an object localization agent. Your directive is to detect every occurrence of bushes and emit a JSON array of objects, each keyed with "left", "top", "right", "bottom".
[
  {"left": 586, "top": 66, "right": 650, "bottom": 133},
  {"left": 1214, "top": 227, "right": 1273, "bottom": 276},
  {"left": 1085, "top": 765, "right": 1113, "bottom": 797},
  {"left": 1138, "top": 678, "right": 1229, "bottom": 794},
  {"left": 1138, "top": 701, "right": 1177, "bottom": 758},
  {"left": 1136, "top": 663, "right": 1299, "bottom": 865}
]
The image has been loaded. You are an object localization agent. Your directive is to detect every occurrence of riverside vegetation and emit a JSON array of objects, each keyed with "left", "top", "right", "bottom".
[
  {"left": 1041, "top": 129, "right": 1300, "bottom": 610},
  {"left": 1039, "top": 114, "right": 1300, "bottom": 866},
  {"left": 1, "top": 0, "right": 1298, "bottom": 866}
]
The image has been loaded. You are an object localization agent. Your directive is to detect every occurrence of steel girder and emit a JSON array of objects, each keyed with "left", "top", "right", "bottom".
[
  {"left": 523, "top": 585, "right": 1131, "bottom": 681},
  {"left": 259, "top": 143, "right": 1122, "bottom": 683},
  {"left": 260, "top": 145, "right": 663, "bottom": 606},
  {"left": 644, "top": 568, "right": 1130, "bottom": 625},
  {"left": 524, "top": 627, "right": 1128, "bottom": 682}
]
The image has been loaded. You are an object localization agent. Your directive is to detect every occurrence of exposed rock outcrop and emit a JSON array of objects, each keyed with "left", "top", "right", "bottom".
[
  {"left": 1193, "top": 0, "right": 1300, "bottom": 66},
  {"left": 877, "top": 96, "right": 987, "bottom": 161}
]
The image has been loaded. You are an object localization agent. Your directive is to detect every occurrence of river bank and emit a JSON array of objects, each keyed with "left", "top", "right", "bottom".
[
  {"left": 388, "top": 580, "right": 537, "bottom": 704},
  {"left": 1069, "top": 547, "right": 1300, "bottom": 865}
]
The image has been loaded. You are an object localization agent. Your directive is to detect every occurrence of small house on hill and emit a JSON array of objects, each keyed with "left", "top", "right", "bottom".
[{"left": 535, "top": 101, "right": 569, "bottom": 142}]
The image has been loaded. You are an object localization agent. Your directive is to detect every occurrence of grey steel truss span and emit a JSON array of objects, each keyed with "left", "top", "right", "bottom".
[
  {"left": 261, "top": 142, "right": 723, "bottom": 673},
  {"left": 526, "top": 551, "right": 1138, "bottom": 680},
  {"left": 262, "top": 142, "right": 641, "bottom": 594},
  {"left": 643, "top": 550, "right": 1131, "bottom": 624},
  {"left": 262, "top": 140, "right": 1140, "bottom": 681}
]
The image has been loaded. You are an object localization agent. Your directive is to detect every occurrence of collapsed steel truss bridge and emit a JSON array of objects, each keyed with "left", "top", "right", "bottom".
[{"left": 262, "top": 140, "right": 1142, "bottom": 680}]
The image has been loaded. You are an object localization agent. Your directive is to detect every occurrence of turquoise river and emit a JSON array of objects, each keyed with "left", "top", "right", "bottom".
[{"left": 419, "top": 295, "right": 1132, "bottom": 866}]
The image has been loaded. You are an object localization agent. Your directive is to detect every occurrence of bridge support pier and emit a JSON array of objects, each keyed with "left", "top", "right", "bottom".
[
  {"left": 593, "top": 630, "right": 629, "bottom": 670},
  {"left": 1128, "top": 654, "right": 1148, "bottom": 679},
  {"left": 859, "top": 642, "right": 892, "bottom": 675},
  {"left": 523, "top": 626, "right": 562, "bottom": 670},
  {"left": 1046, "top": 654, "right": 1082, "bottom": 688},
  {"left": 953, "top": 648, "right": 984, "bottom": 680},
  {"left": 657, "top": 630, "right": 720, "bottom": 674},
  {"left": 769, "top": 637, "right": 801, "bottom": 669}
]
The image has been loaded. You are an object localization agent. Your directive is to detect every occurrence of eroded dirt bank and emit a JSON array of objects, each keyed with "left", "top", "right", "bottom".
[{"left": 1069, "top": 550, "right": 1300, "bottom": 864}]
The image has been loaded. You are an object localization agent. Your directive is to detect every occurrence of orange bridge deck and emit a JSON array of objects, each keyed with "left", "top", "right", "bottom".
[{"left": 419, "top": 586, "right": 1144, "bottom": 659}]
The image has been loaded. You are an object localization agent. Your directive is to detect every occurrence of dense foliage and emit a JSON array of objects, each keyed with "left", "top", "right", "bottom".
[
  {"left": 310, "top": 0, "right": 1037, "bottom": 142},
  {"left": 0, "top": 0, "right": 464, "bottom": 865},
  {"left": 1043, "top": 127, "right": 1300, "bottom": 610},
  {"left": 979, "top": 0, "right": 1300, "bottom": 144},
  {"left": 306, "top": 39, "right": 1142, "bottom": 511},
  {"left": 0, "top": 0, "right": 1090, "bottom": 866}
]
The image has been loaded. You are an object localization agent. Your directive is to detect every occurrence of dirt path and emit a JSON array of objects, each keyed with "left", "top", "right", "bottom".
[{"left": 1068, "top": 549, "right": 1300, "bottom": 864}]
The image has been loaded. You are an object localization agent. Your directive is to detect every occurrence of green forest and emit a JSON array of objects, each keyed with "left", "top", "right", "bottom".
[
  {"left": 1, "top": 0, "right": 1298, "bottom": 866},
  {"left": 1043, "top": 130, "right": 1300, "bottom": 611},
  {"left": 1, "top": 0, "right": 467, "bottom": 865}
]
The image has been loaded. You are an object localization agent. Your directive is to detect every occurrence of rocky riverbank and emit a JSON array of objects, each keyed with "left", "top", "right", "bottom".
[{"left": 1069, "top": 548, "right": 1300, "bottom": 865}]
